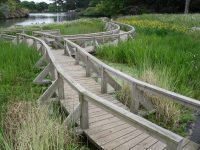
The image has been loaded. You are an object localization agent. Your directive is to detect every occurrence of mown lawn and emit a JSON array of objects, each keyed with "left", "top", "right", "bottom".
[{"left": 96, "top": 14, "right": 200, "bottom": 136}]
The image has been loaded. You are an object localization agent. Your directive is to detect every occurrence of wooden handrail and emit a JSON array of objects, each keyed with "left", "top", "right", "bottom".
[
  {"left": 32, "top": 21, "right": 121, "bottom": 39},
  {"left": 64, "top": 38, "right": 200, "bottom": 111},
  {"left": 13, "top": 31, "right": 187, "bottom": 150}
]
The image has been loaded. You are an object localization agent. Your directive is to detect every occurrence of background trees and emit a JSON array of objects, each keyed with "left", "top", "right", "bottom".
[{"left": 81, "top": 0, "right": 199, "bottom": 16}]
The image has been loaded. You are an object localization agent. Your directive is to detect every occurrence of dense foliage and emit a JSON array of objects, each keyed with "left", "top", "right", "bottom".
[
  {"left": 0, "top": 0, "right": 29, "bottom": 19},
  {"left": 81, "top": 0, "right": 200, "bottom": 16}
]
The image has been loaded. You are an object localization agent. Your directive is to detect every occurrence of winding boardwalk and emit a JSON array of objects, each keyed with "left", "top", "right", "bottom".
[{"left": 1, "top": 19, "right": 200, "bottom": 150}]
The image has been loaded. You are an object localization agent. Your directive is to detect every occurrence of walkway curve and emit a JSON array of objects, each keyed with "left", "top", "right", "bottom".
[{"left": 1, "top": 19, "right": 200, "bottom": 150}]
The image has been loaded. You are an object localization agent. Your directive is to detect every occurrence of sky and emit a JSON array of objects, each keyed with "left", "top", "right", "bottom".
[{"left": 21, "top": 0, "right": 52, "bottom": 4}]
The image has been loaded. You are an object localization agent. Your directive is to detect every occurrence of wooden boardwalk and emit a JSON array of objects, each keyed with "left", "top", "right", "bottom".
[
  {"left": 2, "top": 19, "right": 200, "bottom": 150},
  {"left": 50, "top": 49, "right": 200, "bottom": 150}
]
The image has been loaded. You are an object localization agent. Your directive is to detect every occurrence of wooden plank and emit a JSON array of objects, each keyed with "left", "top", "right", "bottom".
[
  {"left": 130, "top": 136, "right": 158, "bottom": 150},
  {"left": 147, "top": 141, "right": 166, "bottom": 150},
  {"left": 102, "top": 130, "right": 142, "bottom": 150},
  {"left": 114, "top": 133, "right": 150, "bottom": 150},
  {"left": 95, "top": 126, "right": 137, "bottom": 146},
  {"left": 90, "top": 124, "right": 131, "bottom": 140}
]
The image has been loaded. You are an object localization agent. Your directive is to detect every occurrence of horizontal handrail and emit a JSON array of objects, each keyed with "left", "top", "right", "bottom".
[
  {"left": 64, "top": 38, "right": 200, "bottom": 111},
  {"left": 0, "top": 34, "right": 16, "bottom": 40},
  {"left": 16, "top": 33, "right": 184, "bottom": 149},
  {"left": 32, "top": 20, "right": 121, "bottom": 39}
]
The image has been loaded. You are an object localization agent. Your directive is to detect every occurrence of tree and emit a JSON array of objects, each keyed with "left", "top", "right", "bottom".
[
  {"left": 36, "top": 2, "right": 48, "bottom": 12},
  {"left": 184, "top": 0, "right": 191, "bottom": 13},
  {"left": 48, "top": 3, "right": 57, "bottom": 12},
  {"left": 66, "top": 0, "right": 76, "bottom": 10}
]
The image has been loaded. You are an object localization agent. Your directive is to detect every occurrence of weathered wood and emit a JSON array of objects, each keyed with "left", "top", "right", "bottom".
[
  {"left": 86, "top": 56, "right": 91, "bottom": 77},
  {"left": 104, "top": 70, "right": 121, "bottom": 91},
  {"left": 79, "top": 93, "right": 89, "bottom": 129},
  {"left": 101, "top": 67, "right": 107, "bottom": 93},
  {"left": 64, "top": 104, "right": 80, "bottom": 128},
  {"left": 64, "top": 41, "right": 72, "bottom": 56},
  {"left": 58, "top": 73, "right": 64, "bottom": 99},
  {"left": 13, "top": 22, "right": 200, "bottom": 150},
  {"left": 38, "top": 79, "right": 58, "bottom": 104},
  {"left": 84, "top": 92, "right": 183, "bottom": 150},
  {"left": 34, "top": 53, "right": 47, "bottom": 68},
  {"left": 33, "top": 63, "right": 52, "bottom": 84},
  {"left": 75, "top": 48, "right": 79, "bottom": 65}
]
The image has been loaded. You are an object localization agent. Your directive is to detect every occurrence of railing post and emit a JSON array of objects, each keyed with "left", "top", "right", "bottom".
[
  {"left": 57, "top": 73, "right": 64, "bottom": 99},
  {"left": 16, "top": 34, "right": 20, "bottom": 44},
  {"left": 33, "top": 39, "right": 37, "bottom": 49},
  {"left": 79, "top": 93, "right": 89, "bottom": 130},
  {"left": 64, "top": 41, "right": 67, "bottom": 55},
  {"left": 75, "top": 48, "right": 79, "bottom": 65},
  {"left": 101, "top": 67, "right": 107, "bottom": 93},
  {"left": 130, "top": 83, "right": 140, "bottom": 114},
  {"left": 86, "top": 56, "right": 90, "bottom": 77},
  {"left": 118, "top": 34, "right": 121, "bottom": 43},
  {"left": 49, "top": 63, "right": 56, "bottom": 81},
  {"left": 23, "top": 35, "right": 27, "bottom": 43},
  {"left": 93, "top": 37, "right": 96, "bottom": 49}
]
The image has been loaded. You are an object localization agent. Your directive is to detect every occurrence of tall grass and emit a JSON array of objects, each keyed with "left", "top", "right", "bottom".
[
  {"left": 0, "top": 40, "right": 42, "bottom": 112},
  {"left": 41, "top": 18, "right": 104, "bottom": 35},
  {"left": 0, "top": 102, "right": 88, "bottom": 150},
  {"left": 0, "top": 40, "right": 89, "bottom": 149},
  {"left": 96, "top": 14, "right": 200, "bottom": 136},
  {"left": 2, "top": 18, "right": 104, "bottom": 35}
]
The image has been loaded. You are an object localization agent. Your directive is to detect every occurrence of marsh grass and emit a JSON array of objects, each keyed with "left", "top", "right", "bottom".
[
  {"left": 0, "top": 102, "right": 88, "bottom": 150},
  {"left": 0, "top": 39, "right": 89, "bottom": 149},
  {"left": 0, "top": 40, "right": 43, "bottom": 112},
  {"left": 2, "top": 18, "right": 104, "bottom": 36},
  {"left": 96, "top": 14, "right": 200, "bottom": 136}
]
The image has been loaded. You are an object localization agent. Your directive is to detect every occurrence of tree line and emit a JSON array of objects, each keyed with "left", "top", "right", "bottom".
[
  {"left": 1, "top": 0, "right": 199, "bottom": 16},
  {"left": 80, "top": 0, "right": 200, "bottom": 16}
]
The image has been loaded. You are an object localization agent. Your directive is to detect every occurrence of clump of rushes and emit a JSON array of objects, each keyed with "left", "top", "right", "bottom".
[{"left": 1, "top": 102, "right": 88, "bottom": 150}]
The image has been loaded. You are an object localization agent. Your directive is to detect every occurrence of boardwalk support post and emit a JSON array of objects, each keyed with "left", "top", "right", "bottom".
[
  {"left": 79, "top": 93, "right": 89, "bottom": 130},
  {"left": 130, "top": 83, "right": 140, "bottom": 114},
  {"left": 101, "top": 67, "right": 107, "bottom": 93},
  {"left": 86, "top": 56, "right": 91, "bottom": 77},
  {"left": 75, "top": 48, "right": 79, "bottom": 65},
  {"left": 58, "top": 73, "right": 64, "bottom": 99}
]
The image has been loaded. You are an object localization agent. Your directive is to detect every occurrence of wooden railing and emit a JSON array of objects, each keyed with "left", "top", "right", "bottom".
[
  {"left": 14, "top": 33, "right": 186, "bottom": 150},
  {"left": 0, "top": 34, "right": 16, "bottom": 41},
  {"left": 32, "top": 21, "right": 135, "bottom": 53},
  {"left": 1, "top": 19, "right": 199, "bottom": 149}
]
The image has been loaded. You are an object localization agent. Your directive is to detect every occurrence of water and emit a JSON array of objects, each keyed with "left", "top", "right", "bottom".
[{"left": 0, "top": 12, "right": 79, "bottom": 28}]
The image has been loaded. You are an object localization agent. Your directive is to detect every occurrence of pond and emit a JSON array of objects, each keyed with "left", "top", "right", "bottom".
[{"left": 0, "top": 12, "right": 79, "bottom": 28}]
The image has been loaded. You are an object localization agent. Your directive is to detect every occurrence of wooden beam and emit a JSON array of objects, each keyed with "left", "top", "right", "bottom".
[
  {"left": 104, "top": 70, "right": 121, "bottom": 91},
  {"left": 79, "top": 93, "right": 89, "bottom": 130},
  {"left": 101, "top": 67, "right": 107, "bottom": 93},
  {"left": 38, "top": 79, "right": 58, "bottom": 104},
  {"left": 33, "top": 63, "right": 52, "bottom": 84},
  {"left": 34, "top": 54, "right": 47, "bottom": 69},
  {"left": 64, "top": 104, "right": 80, "bottom": 128},
  {"left": 58, "top": 73, "right": 64, "bottom": 99}
]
